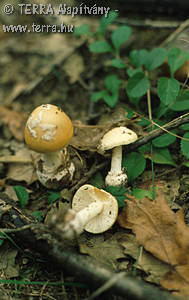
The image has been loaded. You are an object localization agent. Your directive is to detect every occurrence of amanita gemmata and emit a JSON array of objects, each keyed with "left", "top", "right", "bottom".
[
  {"left": 98, "top": 126, "right": 138, "bottom": 186},
  {"left": 24, "top": 104, "right": 75, "bottom": 189},
  {"left": 61, "top": 184, "right": 118, "bottom": 239}
]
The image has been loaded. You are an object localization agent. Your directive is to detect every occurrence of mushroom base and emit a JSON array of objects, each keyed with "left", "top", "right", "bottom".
[
  {"left": 37, "top": 162, "right": 75, "bottom": 189},
  {"left": 36, "top": 149, "right": 75, "bottom": 189},
  {"left": 105, "top": 170, "right": 127, "bottom": 186}
]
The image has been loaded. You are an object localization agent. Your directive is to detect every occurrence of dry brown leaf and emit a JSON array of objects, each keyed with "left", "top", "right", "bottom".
[
  {"left": 71, "top": 122, "right": 111, "bottom": 151},
  {"left": 63, "top": 53, "right": 84, "bottom": 83},
  {"left": 0, "top": 244, "right": 19, "bottom": 279},
  {"left": 79, "top": 234, "right": 126, "bottom": 270},
  {"left": 71, "top": 107, "right": 143, "bottom": 152},
  {"left": 118, "top": 191, "right": 189, "bottom": 298},
  {"left": 117, "top": 232, "right": 171, "bottom": 284},
  {"left": 6, "top": 149, "right": 37, "bottom": 185},
  {"left": 0, "top": 105, "right": 27, "bottom": 141},
  {"left": 138, "top": 177, "right": 180, "bottom": 209}
]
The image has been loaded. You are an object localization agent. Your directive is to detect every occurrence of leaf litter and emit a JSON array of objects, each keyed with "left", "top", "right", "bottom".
[
  {"left": 118, "top": 189, "right": 189, "bottom": 298},
  {"left": 0, "top": 3, "right": 188, "bottom": 299}
]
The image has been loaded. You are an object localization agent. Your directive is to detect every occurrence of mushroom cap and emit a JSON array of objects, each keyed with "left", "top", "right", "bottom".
[
  {"left": 24, "top": 104, "right": 73, "bottom": 153},
  {"left": 98, "top": 126, "right": 138, "bottom": 151},
  {"left": 72, "top": 184, "right": 118, "bottom": 234}
]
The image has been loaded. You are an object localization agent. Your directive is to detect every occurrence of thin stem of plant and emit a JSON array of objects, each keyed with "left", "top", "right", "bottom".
[{"left": 146, "top": 71, "right": 156, "bottom": 199}]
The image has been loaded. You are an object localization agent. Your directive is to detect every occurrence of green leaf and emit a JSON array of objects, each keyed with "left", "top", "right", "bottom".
[
  {"left": 132, "top": 188, "right": 153, "bottom": 201},
  {"left": 170, "top": 100, "right": 189, "bottom": 111},
  {"left": 74, "top": 24, "right": 91, "bottom": 36},
  {"left": 127, "top": 67, "right": 143, "bottom": 77},
  {"left": 158, "top": 77, "right": 180, "bottom": 105},
  {"left": 150, "top": 148, "right": 176, "bottom": 166},
  {"left": 98, "top": 10, "right": 118, "bottom": 35},
  {"left": 167, "top": 47, "right": 189, "bottom": 76},
  {"left": 103, "top": 92, "right": 119, "bottom": 108},
  {"left": 32, "top": 211, "right": 43, "bottom": 222},
  {"left": 47, "top": 191, "right": 61, "bottom": 204},
  {"left": 0, "top": 239, "right": 4, "bottom": 246},
  {"left": 122, "top": 152, "right": 146, "bottom": 182},
  {"left": 126, "top": 72, "right": 150, "bottom": 98},
  {"left": 91, "top": 90, "right": 107, "bottom": 103},
  {"left": 128, "top": 96, "right": 141, "bottom": 106},
  {"left": 111, "top": 26, "right": 131, "bottom": 53},
  {"left": 105, "top": 74, "right": 122, "bottom": 93},
  {"left": 183, "top": 161, "right": 189, "bottom": 167},
  {"left": 130, "top": 49, "right": 149, "bottom": 67},
  {"left": 144, "top": 48, "right": 167, "bottom": 71},
  {"left": 181, "top": 132, "right": 189, "bottom": 159},
  {"left": 89, "top": 172, "right": 104, "bottom": 189},
  {"left": 111, "top": 58, "right": 126, "bottom": 69},
  {"left": 138, "top": 143, "right": 151, "bottom": 154},
  {"left": 89, "top": 41, "right": 113, "bottom": 53},
  {"left": 152, "top": 132, "right": 176, "bottom": 148},
  {"left": 105, "top": 186, "right": 127, "bottom": 207},
  {"left": 154, "top": 102, "right": 168, "bottom": 119},
  {"left": 180, "top": 123, "right": 189, "bottom": 131},
  {"left": 13, "top": 185, "right": 29, "bottom": 209},
  {"left": 125, "top": 108, "right": 134, "bottom": 119}
]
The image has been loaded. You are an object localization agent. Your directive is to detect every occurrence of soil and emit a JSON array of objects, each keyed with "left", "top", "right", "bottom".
[{"left": 0, "top": 1, "right": 189, "bottom": 299}]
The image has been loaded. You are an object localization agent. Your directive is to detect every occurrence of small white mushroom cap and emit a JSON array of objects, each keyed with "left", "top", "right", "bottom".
[
  {"left": 72, "top": 184, "right": 118, "bottom": 234},
  {"left": 98, "top": 126, "right": 138, "bottom": 152}
]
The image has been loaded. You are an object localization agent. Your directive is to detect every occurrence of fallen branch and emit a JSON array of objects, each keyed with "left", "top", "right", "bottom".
[
  {"left": 0, "top": 193, "right": 180, "bottom": 300},
  {"left": 127, "top": 113, "right": 189, "bottom": 152}
]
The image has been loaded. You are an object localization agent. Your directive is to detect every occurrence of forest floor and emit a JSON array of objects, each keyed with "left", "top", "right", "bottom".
[{"left": 0, "top": 1, "right": 189, "bottom": 299}]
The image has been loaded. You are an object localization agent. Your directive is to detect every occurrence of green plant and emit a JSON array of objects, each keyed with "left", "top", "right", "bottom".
[
  {"left": 13, "top": 185, "right": 29, "bottom": 209},
  {"left": 75, "top": 11, "right": 189, "bottom": 191},
  {"left": 47, "top": 191, "right": 61, "bottom": 204}
]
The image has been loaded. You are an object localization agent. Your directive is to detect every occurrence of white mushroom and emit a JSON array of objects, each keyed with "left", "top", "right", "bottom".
[
  {"left": 24, "top": 104, "right": 74, "bottom": 189},
  {"left": 62, "top": 184, "right": 118, "bottom": 239},
  {"left": 98, "top": 127, "right": 138, "bottom": 186}
]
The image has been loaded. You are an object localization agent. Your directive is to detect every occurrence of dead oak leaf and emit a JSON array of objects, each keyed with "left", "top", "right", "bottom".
[
  {"left": 0, "top": 105, "right": 27, "bottom": 141},
  {"left": 71, "top": 122, "right": 110, "bottom": 151},
  {"left": 119, "top": 191, "right": 189, "bottom": 297},
  {"left": 79, "top": 234, "right": 125, "bottom": 270},
  {"left": 117, "top": 232, "right": 171, "bottom": 284}
]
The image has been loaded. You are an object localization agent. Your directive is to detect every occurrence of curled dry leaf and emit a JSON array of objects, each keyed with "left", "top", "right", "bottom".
[
  {"left": 71, "top": 107, "right": 143, "bottom": 152},
  {"left": 118, "top": 190, "right": 189, "bottom": 298},
  {"left": 71, "top": 121, "right": 111, "bottom": 151},
  {"left": 0, "top": 105, "right": 27, "bottom": 141}
]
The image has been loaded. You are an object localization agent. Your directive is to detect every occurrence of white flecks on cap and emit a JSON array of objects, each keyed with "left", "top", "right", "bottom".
[
  {"left": 39, "top": 124, "right": 57, "bottom": 141},
  {"left": 41, "top": 130, "right": 57, "bottom": 141},
  {"left": 98, "top": 127, "right": 138, "bottom": 152},
  {"left": 72, "top": 184, "right": 118, "bottom": 234},
  {"left": 26, "top": 110, "right": 43, "bottom": 139},
  {"left": 40, "top": 124, "right": 57, "bottom": 131}
]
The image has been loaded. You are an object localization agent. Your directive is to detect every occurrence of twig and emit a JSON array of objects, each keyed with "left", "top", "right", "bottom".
[
  {"left": 117, "top": 18, "right": 181, "bottom": 29},
  {"left": 70, "top": 161, "right": 108, "bottom": 194},
  {"left": 0, "top": 193, "right": 180, "bottom": 300},
  {"left": 84, "top": 272, "right": 126, "bottom": 300},
  {"left": 160, "top": 18, "right": 189, "bottom": 47},
  {"left": 126, "top": 113, "right": 189, "bottom": 152},
  {"left": 0, "top": 223, "right": 40, "bottom": 233}
]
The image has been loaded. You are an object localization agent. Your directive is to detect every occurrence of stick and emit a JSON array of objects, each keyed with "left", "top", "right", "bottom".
[
  {"left": 126, "top": 113, "right": 189, "bottom": 152},
  {"left": 0, "top": 193, "right": 180, "bottom": 300}
]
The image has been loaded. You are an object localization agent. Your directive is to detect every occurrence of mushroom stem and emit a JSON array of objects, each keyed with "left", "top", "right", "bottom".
[
  {"left": 41, "top": 150, "right": 65, "bottom": 172},
  {"left": 36, "top": 148, "right": 75, "bottom": 189},
  {"left": 63, "top": 201, "right": 104, "bottom": 239},
  {"left": 105, "top": 145, "right": 127, "bottom": 186},
  {"left": 110, "top": 146, "right": 122, "bottom": 174}
]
